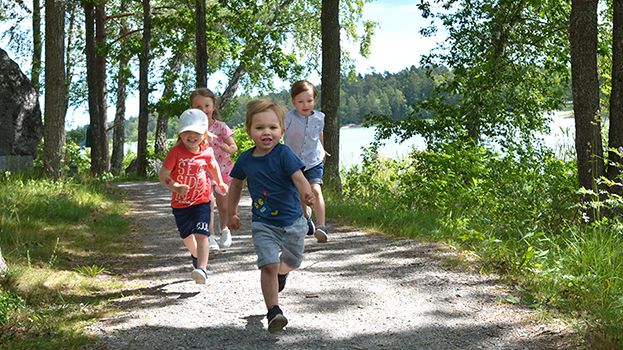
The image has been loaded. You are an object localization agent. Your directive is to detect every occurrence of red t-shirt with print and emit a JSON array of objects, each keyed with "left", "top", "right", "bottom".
[{"left": 163, "top": 143, "right": 219, "bottom": 208}]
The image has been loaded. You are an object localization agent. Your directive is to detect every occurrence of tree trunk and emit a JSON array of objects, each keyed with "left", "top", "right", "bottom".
[
  {"left": 321, "top": 0, "right": 342, "bottom": 193},
  {"left": 111, "top": 0, "right": 130, "bottom": 176},
  {"left": 85, "top": 3, "right": 108, "bottom": 176},
  {"left": 31, "top": 0, "right": 41, "bottom": 94},
  {"left": 43, "top": 0, "right": 66, "bottom": 180},
  {"left": 195, "top": 0, "right": 207, "bottom": 88},
  {"left": 94, "top": 2, "right": 109, "bottom": 174},
  {"left": 155, "top": 52, "right": 184, "bottom": 155},
  {"left": 219, "top": 65, "right": 246, "bottom": 111},
  {"left": 569, "top": 0, "right": 603, "bottom": 201},
  {"left": 137, "top": 0, "right": 152, "bottom": 177},
  {"left": 607, "top": 0, "right": 623, "bottom": 186}
]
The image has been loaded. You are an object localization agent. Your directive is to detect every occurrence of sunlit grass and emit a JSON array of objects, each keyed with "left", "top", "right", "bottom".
[{"left": 0, "top": 172, "right": 131, "bottom": 349}]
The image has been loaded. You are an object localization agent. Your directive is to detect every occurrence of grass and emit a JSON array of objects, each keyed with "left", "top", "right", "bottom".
[{"left": 0, "top": 172, "right": 132, "bottom": 349}]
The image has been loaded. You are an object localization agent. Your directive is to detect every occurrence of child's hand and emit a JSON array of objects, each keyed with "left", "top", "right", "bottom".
[
  {"left": 172, "top": 183, "right": 190, "bottom": 195},
  {"left": 220, "top": 143, "right": 233, "bottom": 154},
  {"left": 302, "top": 192, "right": 315, "bottom": 206},
  {"left": 215, "top": 183, "right": 229, "bottom": 196},
  {"left": 229, "top": 214, "right": 241, "bottom": 230}
]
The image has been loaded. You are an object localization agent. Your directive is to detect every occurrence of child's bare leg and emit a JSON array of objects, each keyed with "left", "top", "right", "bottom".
[
  {"left": 311, "top": 184, "right": 325, "bottom": 226},
  {"left": 215, "top": 192, "right": 228, "bottom": 229},
  {"left": 194, "top": 234, "right": 210, "bottom": 269},
  {"left": 182, "top": 235, "right": 198, "bottom": 257},
  {"left": 209, "top": 195, "right": 216, "bottom": 234},
  {"left": 260, "top": 263, "right": 280, "bottom": 308}
]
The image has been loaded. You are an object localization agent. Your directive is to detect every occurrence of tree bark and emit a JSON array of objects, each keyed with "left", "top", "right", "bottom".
[
  {"left": 84, "top": 2, "right": 108, "bottom": 176},
  {"left": 321, "top": 0, "right": 342, "bottom": 193},
  {"left": 219, "top": 65, "right": 246, "bottom": 111},
  {"left": 137, "top": 0, "right": 152, "bottom": 176},
  {"left": 111, "top": 0, "right": 130, "bottom": 176},
  {"left": 569, "top": 0, "right": 603, "bottom": 200},
  {"left": 607, "top": 0, "right": 623, "bottom": 185},
  {"left": 94, "top": 2, "right": 109, "bottom": 174},
  {"left": 31, "top": 0, "right": 41, "bottom": 94},
  {"left": 195, "top": 0, "right": 207, "bottom": 88},
  {"left": 43, "top": 0, "right": 66, "bottom": 180}
]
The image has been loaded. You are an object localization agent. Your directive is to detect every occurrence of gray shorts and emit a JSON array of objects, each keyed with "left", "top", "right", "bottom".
[{"left": 251, "top": 216, "right": 307, "bottom": 269}]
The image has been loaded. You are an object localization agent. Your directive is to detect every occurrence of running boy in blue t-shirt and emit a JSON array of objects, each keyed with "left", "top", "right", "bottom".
[{"left": 227, "top": 98, "right": 315, "bottom": 333}]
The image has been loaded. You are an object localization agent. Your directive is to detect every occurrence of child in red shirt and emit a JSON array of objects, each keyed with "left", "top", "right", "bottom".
[{"left": 159, "top": 109, "right": 228, "bottom": 284}]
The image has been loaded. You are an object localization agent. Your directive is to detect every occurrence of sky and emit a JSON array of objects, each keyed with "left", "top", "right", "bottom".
[{"left": 2, "top": 1, "right": 446, "bottom": 128}]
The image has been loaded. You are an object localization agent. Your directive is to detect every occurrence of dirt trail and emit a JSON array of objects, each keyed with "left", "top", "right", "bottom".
[{"left": 86, "top": 181, "right": 578, "bottom": 350}]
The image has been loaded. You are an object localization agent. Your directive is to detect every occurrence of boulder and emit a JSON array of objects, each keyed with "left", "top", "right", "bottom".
[{"left": 0, "top": 48, "right": 43, "bottom": 171}]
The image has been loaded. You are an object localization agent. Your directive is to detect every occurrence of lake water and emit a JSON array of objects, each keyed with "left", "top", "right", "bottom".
[
  {"left": 339, "top": 111, "right": 576, "bottom": 169},
  {"left": 125, "top": 111, "right": 576, "bottom": 169}
]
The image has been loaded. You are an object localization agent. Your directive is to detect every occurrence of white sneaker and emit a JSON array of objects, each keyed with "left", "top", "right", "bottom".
[
  {"left": 191, "top": 268, "right": 208, "bottom": 284},
  {"left": 220, "top": 227, "right": 232, "bottom": 248},
  {"left": 209, "top": 235, "right": 220, "bottom": 251}
]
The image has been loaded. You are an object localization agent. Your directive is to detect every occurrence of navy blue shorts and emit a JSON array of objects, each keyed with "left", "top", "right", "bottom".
[
  {"left": 304, "top": 162, "right": 324, "bottom": 185},
  {"left": 172, "top": 202, "right": 212, "bottom": 239}
]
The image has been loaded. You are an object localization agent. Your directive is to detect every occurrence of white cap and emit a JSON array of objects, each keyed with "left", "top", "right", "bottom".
[{"left": 178, "top": 109, "right": 208, "bottom": 135}]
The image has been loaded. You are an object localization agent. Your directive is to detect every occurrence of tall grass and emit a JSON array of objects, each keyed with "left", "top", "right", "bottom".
[
  {"left": 0, "top": 172, "right": 130, "bottom": 349},
  {"left": 331, "top": 144, "right": 622, "bottom": 348}
]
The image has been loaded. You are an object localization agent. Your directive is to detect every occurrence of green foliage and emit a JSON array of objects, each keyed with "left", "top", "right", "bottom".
[
  {"left": 74, "top": 265, "right": 109, "bottom": 277},
  {"left": 0, "top": 289, "right": 24, "bottom": 326},
  {"left": 231, "top": 124, "right": 254, "bottom": 163},
  {"left": 409, "top": 1, "right": 571, "bottom": 148}
]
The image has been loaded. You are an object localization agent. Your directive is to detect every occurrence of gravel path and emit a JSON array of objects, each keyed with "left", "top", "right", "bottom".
[{"left": 86, "top": 181, "right": 579, "bottom": 350}]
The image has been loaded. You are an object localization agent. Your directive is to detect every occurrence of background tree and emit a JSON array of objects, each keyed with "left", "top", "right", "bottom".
[
  {"left": 43, "top": 0, "right": 67, "bottom": 179},
  {"left": 31, "top": 0, "right": 41, "bottom": 93},
  {"left": 607, "top": 0, "right": 623, "bottom": 184},
  {"left": 569, "top": 0, "right": 603, "bottom": 198},
  {"left": 370, "top": 1, "right": 570, "bottom": 150},
  {"left": 195, "top": 0, "right": 207, "bottom": 87},
  {"left": 110, "top": 1, "right": 132, "bottom": 176},
  {"left": 321, "top": 0, "right": 341, "bottom": 192},
  {"left": 136, "top": 0, "right": 151, "bottom": 176},
  {"left": 84, "top": 0, "right": 110, "bottom": 176}
]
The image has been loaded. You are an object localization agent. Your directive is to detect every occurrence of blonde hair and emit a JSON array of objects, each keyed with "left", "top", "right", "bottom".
[
  {"left": 189, "top": 88, "right": 222, "bottom": 121},
  {"left": 174, "top": 131, "right": 214, "bottom": 147},
  {"left": 245, "top": 98, "right": 287, "bottom": 131}
]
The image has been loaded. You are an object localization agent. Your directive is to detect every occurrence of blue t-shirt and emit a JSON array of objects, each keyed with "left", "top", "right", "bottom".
[{"left": 230, "top": 143, "right": 305, "bottom": 227}]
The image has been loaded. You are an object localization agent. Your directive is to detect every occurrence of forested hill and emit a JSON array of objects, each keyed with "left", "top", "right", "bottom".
[
  {"left": 67, "top": 65, "right": 444, "bottom": 145},
  {"left": 228, "top": 65, "right": 446, "bottom": 126}
]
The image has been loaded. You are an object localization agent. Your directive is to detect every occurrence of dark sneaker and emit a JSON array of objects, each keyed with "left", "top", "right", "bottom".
[
  {"left": 191, "top": 255, "right": 198, "bottom": 269},
  {"left": 314, "top": 226, "right": 328, "bottom": 243},
  {"left": 306, "top": 217, "right": 315, "bottom": 236},
  {"left": 267, "top": 305, "right": 288, "bottom": 333},
  {"left": 278, "top": 273, "right": 288, "bottom": 293}
]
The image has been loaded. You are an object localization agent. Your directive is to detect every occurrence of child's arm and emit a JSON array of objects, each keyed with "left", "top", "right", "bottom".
[
  {"left": 159, "top": 166, "right": 189, "bottom": 195},
  {"left": 205, "top": 154, "right": 229, "bottom": 195},
  {"left": 291, "top": 169, "right": 315, "bottom": 206},
  {"left": 219, "top": 135, "right": 238, "bottom": 154},
  {"left": 227, "top": 178, "right": 244, "bottom": 230}
]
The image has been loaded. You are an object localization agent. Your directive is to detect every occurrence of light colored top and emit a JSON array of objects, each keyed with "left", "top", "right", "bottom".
[
  {"left": 208, "top": 120, "right": 234, "bottom": 184},
  {"left": 284, "top": 109, "right": 325, "bottom": 170}
]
